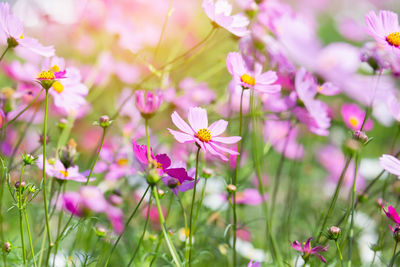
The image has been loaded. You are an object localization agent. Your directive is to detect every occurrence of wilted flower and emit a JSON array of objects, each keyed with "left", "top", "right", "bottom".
[
  {"left": 291, "top": 237, "right": 328, "bottom": 263},
  {"left": 168, "top": 107, "right": 241, "bottom": 161}
]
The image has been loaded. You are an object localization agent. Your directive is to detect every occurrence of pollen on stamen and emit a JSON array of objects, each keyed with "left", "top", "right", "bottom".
[
  {"left": 51, "top": 65, "right": 60, "bottom": 72},
  {"left": 52, "top": 81, "right": 64, "bottom": 93},
  {"left": 196, "top": 128, "right": 212, "bottom": 142},
  {"left": 349, "top": 117, "right": 359, "bottom": 128},
  {"left": 59, "top": 170, "right": 69, "bottom": 177},
  {"left": 240, "top": 74, "right": 255, "bottom": 87},
  {"left": 386, "top": 32, "right": 400, "bottom": 47},
  {"left": 38, "top": 70, "right": 55, "bottom": 80}
]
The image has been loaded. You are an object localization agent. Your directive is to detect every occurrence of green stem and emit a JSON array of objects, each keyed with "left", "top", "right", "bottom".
[
  {"left": 127, "top": 194, "right": 153, "bottom": 266},
  {"left": 145, "top": 119, "right": 151, "bottom": 161},
  {"left": 232, "top": 87, "right": 245, "bottom": 266},
  {"left": 52, "top": 183, "right": 66, "bottom": 267},
  {"left": 42, "top": 89, "right": 52, "bottom": 255},
  {"left": 0, "top": 46, "right": 9, "bottom": 62},
  {"left": 104, "top": 185, "right": 150, "bottom": 267},
  {"left": 316, "top": 156, "right": 352, "bottom": 242},
  {"left": 152, "top": 186, "right": 182, "bottom": 267},
  {"left": 23, "top": 207, "right": 37, "bottom": 267},
  {"left": 85, "top": 127, "right": 107, "bottom": 185},
  {"left": 336, "top": 240, "right": 343, "bottom": 265},
  {"left": 187, "top": 146, "right": 201, "bottom": 266},
  {"left": 18, "top": 165, "right": 26, "bottom": 265},
  {"left": 347, "top": 154, "right": 359, "bottom": 267},
  {"left": 177, "top": 196, "right": 188, "bottom": 247},
  {"left": 389, "top": 241, "right": 399, "bottom": 267}
]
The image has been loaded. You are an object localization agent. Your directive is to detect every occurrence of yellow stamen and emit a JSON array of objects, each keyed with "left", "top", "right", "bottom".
[
  {"left": 59, "top": 170, "right": 69, "bottom": 177},
  {"left": 19, "top": 34, "right": 24, "bottom": 39},
  {"left": 196, "top": 128, "right": 211, "bottom": 142},
  {"left": 117, "top": 158, "right": 128, "bottom": 166},
  {"left": 240, "top": 74, "right": 255, "bottom": 87},
  {"left": 349, "top": 116, "right": 359, "bottom": 128},
  {"left": 37, "top": 70, "right": 55, "bottom": 80},
  {"left": 52, "top": 81, "right": 64, "bottom": 93},
  {"left": 317, "top": 85, "right": 323, "bottom": 92},
  {"left": 387, "top": 32, "right": 400, "bottom": 47},
  {"left": 156, "top": 162, "right": 163, "bottom": 169}
]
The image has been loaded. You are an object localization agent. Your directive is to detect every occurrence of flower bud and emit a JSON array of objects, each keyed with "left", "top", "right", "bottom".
[
  {"left": 158, "top": 189, "right": 165, "bottom": 198},
  {"left": 95, "top": 226, "right": 107, "bottom": 237},
  {"left": 60, "top": 139, "right": 77, "bottom": 169},
  {"left": 135, "top": 90, "right": 163, "bottom": 119},
  {"left": 58, "top": 118, "right": 68, "bottom": 129},
  {"left": 202, "top": 168, "right": 213, "bottom": 178},
  {"left": 227, "top": 184, "right": 237, "bottom": 193},
  {"left": 3, "top": 241, "right": 11, "bottom": 253},
  {"left": 343, "top": 139, "right": 361, "bottom": 155},
  {"left": 21, "top": 153, "right": 35, "bottom": 165},
  {"left": 108, "top": 193, "right": 123, "bottom": 206},
  {"left": 15, "top": 180, "right": 26, "bottom": 189},
  {"left": 98, "top": 115, "right": 111, "bottom": 128},
  {"left": 393, "top": 226, "right": 400, "bottom": 242},
  {"left": 146, "top": 168, "right": 161, "bottom": 186},
  {"left": 328, "top": 226, "right": 341, "bottom": 240},
  {"left": 353, "top": 131, "right": 369, "bottom": 143},
  {"left": 39, "top": 133, "right": 50, "bottom": 145},
  {"left": 167, "top": 178, "right": 178, "bottom": 189}
]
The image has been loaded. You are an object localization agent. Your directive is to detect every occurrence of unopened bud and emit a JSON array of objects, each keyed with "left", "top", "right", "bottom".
[
  {"left": 95, "top": 226, "right": 107, "bottom": 237},
  {"left": 343, "top": 139, "right": 361, "bottom": 155},
  {"left": 158, "top": 189, "right": 165, "bottom": 198},
  {"left": 39, "top": 133, "right": 50, "bottom": 145},
  {"left": 98, "top": 115, "right": 111, "bottom": 128},
  {"left": 167, "top": 178, "right": 178, "bottom": 189},
  {"left": 227, "top": 184, "right": 237, "bottom": 193},
  {"left": 353, "top": 131, "right": 369, "bottom": 143},
  {"left": 3, "top": 241, "right": 11, "bottom": 253},
  {"left": 146, "top": 168, "right": 161, "bottom": 186},
  {"left": 202, "top": 168, "right": 213, "bottom": 178},
  {"left": 21, "top": 153, "right": 35, "bottom": 165},
  {"left": 14, "top": 180, "right": 26, "bottom": 189},
  {"left": 328, "top": 226, "right": 341, "bottom": 240},
  {"left": 58, "top": 118, "right": 68, "bottom": 129}
]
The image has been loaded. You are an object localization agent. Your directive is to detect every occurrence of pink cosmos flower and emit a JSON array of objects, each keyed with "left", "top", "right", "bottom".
[
  {"left": 291, "top": 237, "right": 328, "bottom": 263},
  {"left": 365, "top": 10, "right": 400, "bottom": 56},
  {"left": 224, "top": 188, "right": 267, "bottom": 206},
  {"left": 162, "top": 166, "right": 196, "bottom": 196},
  {"left": 341, "top": 103, "right": 373, "bottom": 131},
  {"left": 0, "top": 3, "right": 54, "bottom": 57},
  {"left": 61, "top": 186, "right": 124, "bottom": 234},
  {"left": 202, "top": 0, "right": 249, "bottom": 37},
  {"left": 382, "top": 204, "right": 400, "bottom": 234},
  {"left": 37, "top": 155, "right": 92, "bottom": 183},
  {"left": 380, "top": 154, "right": 400, "bottom": 179},
  {"left": 294, "top": 68, "right": 331, "bottom": 136},
  {"left": 168, "top": 107, "right": 241, "bottom": 161},
  {"left": 226, "top": 52, "right": 281, "bottom": 94},
  {"left": 135, "top": 90, "right": 163, "bottom": 118},
  {"left": 247, "top": 260, "right": 261, "bottom": 267}
]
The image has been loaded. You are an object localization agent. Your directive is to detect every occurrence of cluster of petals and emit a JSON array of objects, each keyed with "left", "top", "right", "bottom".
[
  {"left": 291, "top": 237, "right": 328, "bottom": 263},
  {"left": 135, "top": 90, "right": 163, "bottom": 117},
  {"left": 168, "top": 107, "right": 241, "bottom": 161},
  {"left": 61, "top": 186, "right": 124, "bottom": 234}
]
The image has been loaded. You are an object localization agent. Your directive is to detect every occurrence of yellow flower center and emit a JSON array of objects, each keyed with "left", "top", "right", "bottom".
[
  {"left": 387, "top": 32, "right": 400, "bottom": 47},
  {"left": 156, "top": 162, "right": 163, "bottom": 169},
  {"left": 38, "top": 70, "right": 55, "bottom": 80},
  {"left": 117, "top": 158, "right": 128, "bottom": 166},
  {"left": 317, "top": 85, "right": 323, "bottom": 92},
  {"left": 52, "top": 81, "right": 64, "bottom": 93},
  {"left": 349, "top": 116, "right": 359, "bottom": 128},
  {"left": 240, "top": 74, "right": 255, "bottom": 86},
  {"left": 59, "top": 170, "right": 69, "bottom": 177},
  {"left": 196, "top": 128, "right": 211, "bottom": 142},
  {"left": 19, "top": 34, "right": 24, "bottom": 39}
]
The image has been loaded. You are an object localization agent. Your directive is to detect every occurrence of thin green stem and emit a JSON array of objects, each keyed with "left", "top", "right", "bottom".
[
  {"left": 42, "top": 89, "right": 52, "bottom": 255},
  {"left": 0, "top": 46, "right": 9, "bottom": 62},
  {"left": 85, "top": 127, "right": 107, "bottom": 185},
  {"left": 187, "top": 146, "right": 201, "bottom": 266},
  {"left": 152, "top": 186, "right": 182, "bottom": 267},
  {"left": 23, "top": 207, "right": 37, "bottom": 267},
  {"left": 145, "top": 119, "right": 151, "bottom": 161},
  {"left": 52, "top": 182, "right": 66, "bottom": 267},
  {"left": 347, "top": 154, "right": 359, "bottom": 267},
  {"left": 232, "top": 87, "right": 245, "bottom": 266},
  {"left": 336, "top": 240, "right": 343, "bottom": 265},
  {"left": 316, "top": 156, "right": 352, "bottom": 242},
  {"left": 389, "top": 241, "right": 399, "bottom": 267},
  {"left": 127, "top": 194, "right": 153, "bottom": 266},
  {"left": 18, "top": 165, "right": 26, "bottom": 265},
  {"left": 104, "top": 185, "right": 150, "bottom": 267}
]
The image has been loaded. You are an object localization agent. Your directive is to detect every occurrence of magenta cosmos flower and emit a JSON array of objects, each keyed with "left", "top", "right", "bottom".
[
  {"left": 0, "top": 3, "right": 54, "bottom": 57},
  {"left": 365, "top": 10, "right": 400, "bottom": 56},
  {"left": 61, "top": 186, "right": 124, "bottom": 234},
  {"left": 380, "top": 154, "right": 400, "bottom": 179},
  {"left": 202, "top": 0, "right": 249, "bottom": 37},
  {"left": 382, "top": 204, "right": 400, "bottom": 234},
  {"left": 291, "top": 237, "right": 328, "bottom": 263},
  {"left": 226, "top": 52, "right": 281, "bottom": 93},
  {"left": 168, "top": 107, "right": 241, "bottom": 161},
  {"left": 341, "top": 103, "right": 373, "bottom": 131},
  {"left": 135, "top": 90, "right": 163, "bottom": 118}
]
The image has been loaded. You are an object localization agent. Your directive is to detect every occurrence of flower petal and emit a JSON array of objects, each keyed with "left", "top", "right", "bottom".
[
  {"left": 171, "top": 111, "right": 194, "bottom": 134},
  {"left": 168, "top": 129, "right": 195, "bottom": 143},
  {"left": 208, "top": 119, "right": 228, "bottom": 136},
  {"left": 188, "top": 107, "right": 208, "bottom": 132}
]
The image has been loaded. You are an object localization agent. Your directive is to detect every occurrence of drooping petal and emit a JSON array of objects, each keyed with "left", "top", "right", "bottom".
[
  {"left": 304, "top": 237, "right": 313, "bottom": 253},
  {"left": 155, "top": 154, "right": 171, "bottom": 170},
  {"left": 291, "top": 241, "right": 303, "bottom": 252}
]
